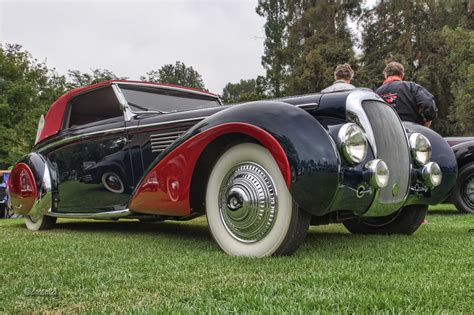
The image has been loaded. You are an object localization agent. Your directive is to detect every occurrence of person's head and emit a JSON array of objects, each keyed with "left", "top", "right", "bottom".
[
  {"left": 383, "top": 61, "right": 404, "bottom": 79},
  {"left": 334, "top": 63, "right": 354, "bottom": 82}
]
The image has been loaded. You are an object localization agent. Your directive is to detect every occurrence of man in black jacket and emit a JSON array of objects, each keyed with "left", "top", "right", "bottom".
[{"left": 376, "top": 62, "right": 438, "bottom": 127}]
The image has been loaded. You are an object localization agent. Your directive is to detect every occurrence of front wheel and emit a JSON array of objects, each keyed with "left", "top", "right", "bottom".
[
  {"left": 205, "top": 143, "right": 310, "bottom": 257},
  {"left": 451, "top": 162, "right": 474, "bottom": 214},
  {"left": 25, "top": 214, "right": 57, "bottom": 231},
  {"left": 343, "top": 204, "right": 427, "bottom": 235}
]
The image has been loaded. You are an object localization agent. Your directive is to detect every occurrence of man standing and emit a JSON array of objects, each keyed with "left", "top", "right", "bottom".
[
  {"left": 321, "top": 63, "right": 356, "bottom": 93},
  {"left": 376, "top": 62, "right": 438, "bottom": 127}
]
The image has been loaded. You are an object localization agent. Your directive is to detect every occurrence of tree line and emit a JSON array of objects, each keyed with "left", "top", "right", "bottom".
[
  {"left": 0, "top": 44, "right": 205, "bottom": 167},
  {"left": 0, "top": 0, "right": 473, "bottom": 168},
  {"left": 235, "top": 0, "right": 473, "bottom": 137}
]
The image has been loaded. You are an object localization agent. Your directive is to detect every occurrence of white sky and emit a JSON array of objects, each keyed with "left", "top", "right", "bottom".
[{"left": 0, "top": 0, "right": 266, "bottom": 94}]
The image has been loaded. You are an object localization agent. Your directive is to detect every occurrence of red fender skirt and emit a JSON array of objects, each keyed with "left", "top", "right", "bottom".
[
  {"left": 9, "top": 162, "right": 38, "bottom": 215},
  {"left": 129, "top": 122, "right": 291, "bottom": 216}
]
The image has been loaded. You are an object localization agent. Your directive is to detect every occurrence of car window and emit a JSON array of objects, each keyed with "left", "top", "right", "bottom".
[
  {"left": 119, "top": 85, "right": 219, "bottom": 113},
  {"left": 66, "top": 87, "right": 123, "bottom": 129}
]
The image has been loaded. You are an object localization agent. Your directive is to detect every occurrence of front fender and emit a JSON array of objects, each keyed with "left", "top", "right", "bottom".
[
  {"left": 192, "top": 101, "right": 340, "bottom": 215},
  {"left": 452, "top": 141, "right": 474, "bottom": 169},
  {"left": 130, "top": 101, "right": 339, "bottom": 216},
  {"left": 403, "top": 122, "right": 457, "bottom": 204}
]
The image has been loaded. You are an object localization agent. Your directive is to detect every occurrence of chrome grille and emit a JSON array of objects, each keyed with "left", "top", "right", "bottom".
[
  {"left": 362, "top": 101, "right": 410, "bottom": 204},
  {"left": 150, "top": 130, "right": 186, "bottom": 153}
]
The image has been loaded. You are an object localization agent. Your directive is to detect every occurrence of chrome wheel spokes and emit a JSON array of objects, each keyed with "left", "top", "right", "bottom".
[{"left": 218, "top": 162, "right": 278, "bottom": 243}]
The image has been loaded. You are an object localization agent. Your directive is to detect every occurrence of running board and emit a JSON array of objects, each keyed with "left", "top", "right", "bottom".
[{"left": 47, "top": 209, "right": 131, "bottom": 219}]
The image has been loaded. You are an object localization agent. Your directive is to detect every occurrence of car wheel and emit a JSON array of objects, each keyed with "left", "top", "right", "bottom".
[
  {"left": 343, "top": 204, "right": 427, "bottom": 235},
  {"left": 0, "top": 204, "right": 5, "bottom": 219},
  {"left": 25, "top": 214, "right": 57, "bottom": 231},
  {"left": 451, "top": 162, "right": 474, "bottom": 214},
  {"left": 101, "top": 171, "right": 125, "bottom": 194},
  {"left": 205, "top": 143, "right": 310, "bottom": 257}
]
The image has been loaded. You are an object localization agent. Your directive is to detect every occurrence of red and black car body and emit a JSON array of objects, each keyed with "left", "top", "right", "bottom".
[{"left": 8, "top": 81, "right": 457, "bottom": 256}]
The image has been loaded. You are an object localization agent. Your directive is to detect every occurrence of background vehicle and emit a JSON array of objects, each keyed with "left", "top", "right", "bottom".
[
  {"left": 8, "top": 81, "right": 457, "bottom": 256},
  {"left": 0, "top": 170, "right": 10, "bottom": 218},
  {"left": 445, "top": 137, "right": 474, "bottom": 213}
]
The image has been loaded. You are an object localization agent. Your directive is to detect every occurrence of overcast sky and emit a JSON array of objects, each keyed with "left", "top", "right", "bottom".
[{"left": 0, "top": 0, "right": 266, "bottom": 93}]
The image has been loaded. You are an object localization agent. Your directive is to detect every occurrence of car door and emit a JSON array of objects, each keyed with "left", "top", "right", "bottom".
[{"left": 46, "top": 86, "right": 134, "bottom": 213}]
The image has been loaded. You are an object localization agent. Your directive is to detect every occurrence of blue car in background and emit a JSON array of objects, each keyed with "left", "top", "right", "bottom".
[{"left": 0, "top": 171, "right": 10, "bottom": 218}]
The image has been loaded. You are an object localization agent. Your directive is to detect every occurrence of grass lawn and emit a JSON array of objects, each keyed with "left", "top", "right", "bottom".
[{"left": 0, "top": 205, "right": 473, "bottom": 313}]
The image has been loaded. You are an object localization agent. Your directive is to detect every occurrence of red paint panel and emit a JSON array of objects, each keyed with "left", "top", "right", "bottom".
[
  {"left": 9, "top": 163, "right": 38, "bottom": 215},
  {"left": 129, "top": 122, "right": 291, "bottom": 216}
]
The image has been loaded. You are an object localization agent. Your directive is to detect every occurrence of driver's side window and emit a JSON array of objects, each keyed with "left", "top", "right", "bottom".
[{"left": 65, "top": 86, "right": 123, "bottom": 129}]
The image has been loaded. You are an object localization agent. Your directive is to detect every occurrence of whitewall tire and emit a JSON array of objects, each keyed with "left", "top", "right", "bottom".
[
  {"left": 206, "top": 143, "right": 310, "bottom": 257},
  {"left": 25, "top": 214, "right": 57, "bottom": 231}
]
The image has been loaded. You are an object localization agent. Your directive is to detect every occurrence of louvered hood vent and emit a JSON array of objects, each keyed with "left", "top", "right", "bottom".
[{"left": 150, "top": 130, "right": 186, "bottom": 153}]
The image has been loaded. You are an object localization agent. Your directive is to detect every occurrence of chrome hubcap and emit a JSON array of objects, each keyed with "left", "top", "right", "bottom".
[{"left": 218, "top": 162, "right": 278, "bottom": 243}]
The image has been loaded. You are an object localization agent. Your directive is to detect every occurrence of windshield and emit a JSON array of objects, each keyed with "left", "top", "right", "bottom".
[{"left": 119, "top": 85, "right": 220, "bottom": 113}]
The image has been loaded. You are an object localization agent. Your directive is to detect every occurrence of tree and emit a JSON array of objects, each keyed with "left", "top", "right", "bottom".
[
  {"left": 222, "top": 77, "right": 267, "bottom": 104},
  {"left": 284, "top": 0, "right": 360, "bottom": 95},
  {"left": 358, "top": 0, "right": 474, "bottom": 135},
  {"left": 0, "top": 44, "right": 66, "bottom": 168},
  {"left": 443, "top": 27, "right": 474, "bottom": 135},
  {"left": 256, "top": 0, "right": 288, "bottom": 97},
  {"left": 66, "top": 68, "right": 126, "bottom": 89},
  {"left": 141, "top": 61, "right": 205, "bottom": 90}
]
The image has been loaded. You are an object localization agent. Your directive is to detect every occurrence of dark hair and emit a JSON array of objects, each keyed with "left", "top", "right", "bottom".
[
  {"left": 334, "top": 63, "right": 354, "bottom": 81},
  {"left": 384, "top": 62, "right": 404, "bottom": 77}
]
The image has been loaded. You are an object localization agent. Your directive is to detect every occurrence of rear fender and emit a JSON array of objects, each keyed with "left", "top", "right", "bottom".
[
  {"left": 130, "top": 101, "right": 339, "bottom": 216},
  {"left": 9, "top": 153, "right": 55, "bottom": 217}
]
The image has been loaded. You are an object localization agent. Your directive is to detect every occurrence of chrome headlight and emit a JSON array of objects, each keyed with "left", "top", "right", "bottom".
[
  {"left": 422, "top": 162, "right": 442, "bottom": 188},
  {"left": 337, "top": 123, "right": 368, "bottom": 164},
  {"left": 365, "top": 159, "right": 390, "bottom": 188},
  {"left": 409, "top": 133, "right": 432, "bottom": 165}
]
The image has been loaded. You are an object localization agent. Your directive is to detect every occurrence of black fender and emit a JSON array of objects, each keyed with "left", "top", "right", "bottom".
[
  {"left": 182, "top": 101, "right": 340, "bottom": 215},
  {"left": 403, "top": 122, "right": 457, "bottom": 204},
  {"left": 451, "top": 141, "right": 474, "bottom": 170},
  {"left": 9, "top": 152, "right": 57, "bottom": 216}
]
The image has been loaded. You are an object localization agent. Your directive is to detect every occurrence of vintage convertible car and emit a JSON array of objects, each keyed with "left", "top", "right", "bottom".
[
  {"left": 445, "top": 137, "right": 474, "bottom": 213},
  {"left": 8, "top": 80, "right": 457, "bottom": 256}
]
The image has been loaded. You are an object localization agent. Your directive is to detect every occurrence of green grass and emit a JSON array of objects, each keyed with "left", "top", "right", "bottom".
[{"left": 0, "top": 206, "right": 473, "bottom": 313}]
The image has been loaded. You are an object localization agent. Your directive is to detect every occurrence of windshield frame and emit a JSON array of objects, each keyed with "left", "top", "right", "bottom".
[{"left": 113, "top": 82, "right": 222, "bottom": 120}]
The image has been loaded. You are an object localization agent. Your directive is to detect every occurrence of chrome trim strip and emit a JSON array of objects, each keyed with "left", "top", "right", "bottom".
[
  {"left": 116, "top": 81, "right": 220, "bottom": 99},
  {"left": 36, "top": 117, "right": 206, "bottom": 153},
  {"left": 112, "top": 83, "right": 134, "bottom": 121},
  {"left": 296, "top": 103, "right": 319, "bottom": 110},
  {"left": 47, "top": 208, "right": 131, "bottom": 219},
  {"left": 28, "top": 164, "right": 53, "bottom": 221},
  {"left": 444, "top": 137, "right": 473, "bottom": 142},
  {"left": 345, "top": 90, "right": 383, "bottom": 157}
]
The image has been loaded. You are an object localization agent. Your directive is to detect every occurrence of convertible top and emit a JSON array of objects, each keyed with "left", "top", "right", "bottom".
[{"left": 38, "top": 80, "right": 218, "bottom": 144}]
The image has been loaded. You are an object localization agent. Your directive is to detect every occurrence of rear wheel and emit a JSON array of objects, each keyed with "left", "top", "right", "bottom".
[
  {"left": 343, "top": 204, "right": 427, "bottom": 235},
  {"left": 25, "top": 214, "right": 57, "bottom": 231},
  {"left": 451, "top": 162, "right": 474, "bottom": 214},
  {"left": 205, "top": 143, "right": 310, "bottom": 257}
]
